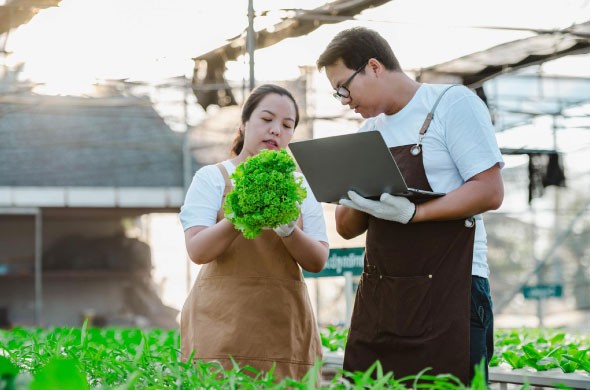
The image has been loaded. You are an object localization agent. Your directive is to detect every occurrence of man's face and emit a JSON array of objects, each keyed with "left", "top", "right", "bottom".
[{"left": 325, "top": 59, "right": 375, "bottom": 118}]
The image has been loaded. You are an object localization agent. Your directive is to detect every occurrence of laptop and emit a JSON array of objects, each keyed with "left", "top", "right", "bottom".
[{"left": 288, "top": 131, "right": 445, "bottom": 204}]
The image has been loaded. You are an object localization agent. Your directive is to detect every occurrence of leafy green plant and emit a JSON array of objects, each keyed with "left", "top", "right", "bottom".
[
  {"left": 224, "top": 149, "right": 306, "bottom": 239},
  {"left": 339, "top": 360, "right": 487, "bottom": 390},
  {"left": 1, "top": 324, "right": 587, "bottom": 389},
  {"left": 319, "top": 325, "right": 590, "bottom": 376},
  {"left": 29, "top": 358, "right": 88, "bottom": 390},
  {"left": 320, "top": 325, "right": 348, "bottom": 352},
  {"left": 0, "top": 356, "right": 19, "bottom": 390},
  {"left": 493, "top": 328, "right": 590, "bottom": 374}
]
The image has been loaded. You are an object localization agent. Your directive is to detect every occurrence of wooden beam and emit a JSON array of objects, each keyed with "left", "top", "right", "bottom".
[
  {"left": 0, "top": 0, "right": 61, "bottom": 35},
  {"left": 416, "top": 21, "right": 590, "bottom": 88},
  {"left": 193, "top": 0, "right": 392, "bottom": 63},
  {"left": 191, "top": 0, "right": 392, "bottom": 109}
]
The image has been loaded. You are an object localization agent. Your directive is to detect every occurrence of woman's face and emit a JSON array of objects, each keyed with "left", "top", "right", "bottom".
[{"left": 240, "top": 93, "right": 296, "bottom": 159}]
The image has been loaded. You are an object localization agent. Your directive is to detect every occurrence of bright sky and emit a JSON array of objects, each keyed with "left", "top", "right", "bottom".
[{"left": 5, "top": 0, "right": 590, "bottom": 95}]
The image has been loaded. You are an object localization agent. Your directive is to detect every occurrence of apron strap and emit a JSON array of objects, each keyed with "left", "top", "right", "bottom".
[
  {"left": 215, "top": 163, "right": 233, "bottom": 222},
  {"left": 411, "top": 84, "right": 460, "bottom": 156},
  {"left": 216, "top": 163, "right": 233, "bottom": 196},
  {"left": 418, "top": 84, "right": 459, "bottom": 137}
]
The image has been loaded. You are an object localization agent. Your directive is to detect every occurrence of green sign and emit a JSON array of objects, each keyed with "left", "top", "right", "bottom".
[
  {"left": 522, "top": 284, "right": 563, "bottom": 300},
  {"left": 303, "top": 247, "right": 364, "bottom": 278}
]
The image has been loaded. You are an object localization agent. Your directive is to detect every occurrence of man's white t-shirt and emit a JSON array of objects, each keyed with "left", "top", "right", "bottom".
[
  {"left": 180, "top": 159, "right": 329, "bottom": 244},
  {"left": 358, "top": 84, "right": 504, "bottom": 278}
]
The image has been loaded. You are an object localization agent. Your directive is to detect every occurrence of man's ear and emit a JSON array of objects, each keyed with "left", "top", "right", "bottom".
[{"left": 367, "top": 58, "right": 382, "bottom": 76}]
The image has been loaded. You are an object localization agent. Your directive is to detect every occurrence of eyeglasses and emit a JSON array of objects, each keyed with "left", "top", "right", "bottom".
[{"left": 332, "top": 63, "right": 367, "bottom": 101}]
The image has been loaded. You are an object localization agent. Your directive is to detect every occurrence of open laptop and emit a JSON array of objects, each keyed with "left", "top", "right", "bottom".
[{"left": 288, "top": 131, "right": 445, "bottom": 204}]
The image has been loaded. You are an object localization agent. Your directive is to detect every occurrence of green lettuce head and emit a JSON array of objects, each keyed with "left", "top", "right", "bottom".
[{"left": 224, "top": 149, "right": 307, "bottom": 239}]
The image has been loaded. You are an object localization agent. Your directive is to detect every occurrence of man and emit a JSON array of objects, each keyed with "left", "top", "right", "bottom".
[{"left": 316, "top": 27, "right": 504, "bottom": 384}]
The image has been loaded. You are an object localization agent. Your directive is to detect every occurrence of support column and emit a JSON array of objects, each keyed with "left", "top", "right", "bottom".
[{"left": 34, "top": 209, "right": 43, "bottom": 326}]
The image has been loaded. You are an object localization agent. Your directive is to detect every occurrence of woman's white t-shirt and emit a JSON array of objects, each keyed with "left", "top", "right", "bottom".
[
  {"left": 359, "top": 84, "right": 504, "bottom": 278},
  {"left": 180, "top": 159, "right": 329, "bottom": 244}
]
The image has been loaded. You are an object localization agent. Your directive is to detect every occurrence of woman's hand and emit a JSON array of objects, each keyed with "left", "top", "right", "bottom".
[{"left": 273, "top": 218, "right": 298, "bottom": 237}]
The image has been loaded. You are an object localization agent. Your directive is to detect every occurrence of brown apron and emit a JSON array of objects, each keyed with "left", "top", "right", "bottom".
[
  {"left": 343, "top": 85, "right": 475, "bottom": 384},
  {"left": 180, "top": 163, "right": 322, "bottom": 380}
]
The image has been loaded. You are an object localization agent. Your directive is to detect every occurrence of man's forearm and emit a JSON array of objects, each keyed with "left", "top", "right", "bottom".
[
  {"left": 413, "top": 165, "right": 504, "bottom": 223},
  {"left": 335, "top": 204, "right": 369, "bottom": 239}
]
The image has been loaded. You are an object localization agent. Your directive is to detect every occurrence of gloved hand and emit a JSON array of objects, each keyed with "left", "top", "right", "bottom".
[
  {"left": 339, "top": 191, "right": 416, "bottom": 224},
  {"left": 273, "top": 217, "right": 298, "bottom": 238}
]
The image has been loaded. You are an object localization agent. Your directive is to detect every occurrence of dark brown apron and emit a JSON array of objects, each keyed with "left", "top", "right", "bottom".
[{"left": 343, "top": 85, "right": 475, "bottom": 384}]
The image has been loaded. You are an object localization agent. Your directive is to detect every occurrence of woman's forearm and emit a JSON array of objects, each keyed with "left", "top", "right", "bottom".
[
  {"left": 279, "top": 228, "right": 329, "bottom": 273},
  {"left": 184, "top": 219, "right": 240, "bottom": 264}
]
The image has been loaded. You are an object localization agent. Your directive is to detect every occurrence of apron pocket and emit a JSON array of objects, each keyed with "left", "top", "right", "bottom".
[
  {"left": 379, "top": 274, "right": 433, "bottom": 337},
  {"left": 350, "top": 273, "right": 380, "bottom": 336}
]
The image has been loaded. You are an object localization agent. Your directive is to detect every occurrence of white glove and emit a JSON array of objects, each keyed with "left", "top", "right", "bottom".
[
  {"left": 339, "top": 191, "right": 416, "bottom": 224},
  {"left": 273, "top": 218, "right": 298, "bottom": 238}
]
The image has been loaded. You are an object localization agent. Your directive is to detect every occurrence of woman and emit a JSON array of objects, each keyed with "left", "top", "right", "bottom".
[{"left": 179, "top": 84, "right": 329, "bottom": 380}]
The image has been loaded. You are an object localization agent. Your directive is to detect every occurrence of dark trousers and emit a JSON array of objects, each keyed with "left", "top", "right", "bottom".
[{"left": 470, "top": 275, "right": 494, "bottom": 383}]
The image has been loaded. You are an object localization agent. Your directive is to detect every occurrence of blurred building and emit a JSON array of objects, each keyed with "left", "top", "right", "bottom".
[{"left": 0, "top": 90, "right": 196, "bottom": 328}]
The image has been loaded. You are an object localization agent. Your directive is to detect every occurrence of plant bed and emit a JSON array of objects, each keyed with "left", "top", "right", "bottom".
[
  {"left": 0, "top": 324, "right": 587, "bottom": 389},
  {"left": 489, "top": 365, "right": 590, "bottom": 389}
]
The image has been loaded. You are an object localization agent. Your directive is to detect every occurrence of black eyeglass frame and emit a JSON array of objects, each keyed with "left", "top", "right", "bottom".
[{"left": 332, "top": 62, "right": 367, "bottom": 100}]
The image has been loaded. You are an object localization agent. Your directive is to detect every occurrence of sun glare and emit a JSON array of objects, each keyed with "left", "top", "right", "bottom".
[
  {"left": 5, "top": 0, "right": 590, "bottom": 97},
  {"left": 6, "top": 3, "right": 99, "bottom": 95},
  {"left": 5, "top": 0, "right": 248, "bottom": 96}
]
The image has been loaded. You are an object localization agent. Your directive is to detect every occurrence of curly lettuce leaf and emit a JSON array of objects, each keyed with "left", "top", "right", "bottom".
[{"left": 224, "top": 149, "right": 307, "bottom": 239}]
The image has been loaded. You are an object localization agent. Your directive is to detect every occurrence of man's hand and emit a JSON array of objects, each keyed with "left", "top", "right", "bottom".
[{"left": 339, "top": 191, "right": 416, "bottom": 224}]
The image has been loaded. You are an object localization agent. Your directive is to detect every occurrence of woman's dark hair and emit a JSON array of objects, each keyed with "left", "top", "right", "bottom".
[
  {"left": 316, "top": 27, "right": 401, "bottom": 72},
  {"left": 230, "top": 84, "right": 299, "bottom": 156}
]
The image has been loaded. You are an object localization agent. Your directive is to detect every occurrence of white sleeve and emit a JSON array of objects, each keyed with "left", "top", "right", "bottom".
[
  {"left": 179, "top": 164, "right": 225, "bottom": 231},
  {"left": 299, "top": 174, "right": 329, "bottom": 244},
  {"left": 443, "top": 89, "right": 504, "bottom": 181}
]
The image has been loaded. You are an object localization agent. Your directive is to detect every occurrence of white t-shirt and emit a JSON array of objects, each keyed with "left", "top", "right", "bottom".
[
  {"left": 180, "top": 159, "right": 329, "bottom": 244},
  {"left": 358, "top": 83, "right": 504, "bottom": 278}
]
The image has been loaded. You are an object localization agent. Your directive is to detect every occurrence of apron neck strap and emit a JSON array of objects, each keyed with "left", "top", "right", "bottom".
[
  {"left": 216, "top": 163, "right": 233, "bottom": 196},
  {"left": 418, "top": 84, "right": 459, "bottom": 137}
]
